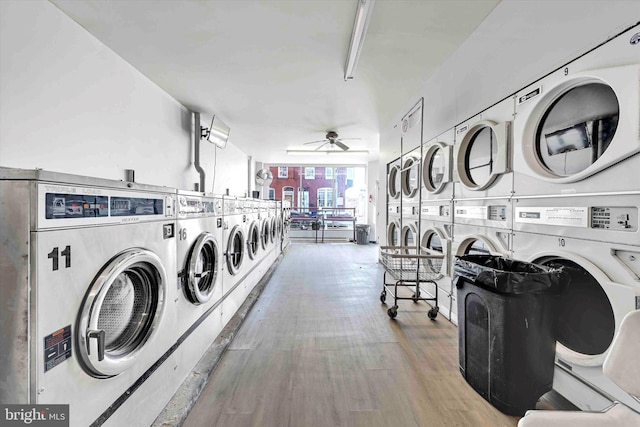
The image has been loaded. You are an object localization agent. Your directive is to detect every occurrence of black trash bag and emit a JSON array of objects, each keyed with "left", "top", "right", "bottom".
[{"left": 453, "top": 255, "right": 568, "bottom": 295}]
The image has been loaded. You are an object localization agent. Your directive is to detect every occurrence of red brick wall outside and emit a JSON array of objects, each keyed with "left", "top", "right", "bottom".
[{"left": 268, "top": 166, "right": 351, "bottom": 211}]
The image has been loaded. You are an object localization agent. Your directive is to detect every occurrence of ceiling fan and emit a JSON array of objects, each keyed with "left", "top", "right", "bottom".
[{"left": 302, "top": 131, "right": 360, "bottom": 151}]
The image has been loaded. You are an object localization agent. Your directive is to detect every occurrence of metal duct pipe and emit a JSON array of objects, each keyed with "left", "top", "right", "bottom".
[{"left": 193, "top": 112, "right": 206, "bottom": 192}]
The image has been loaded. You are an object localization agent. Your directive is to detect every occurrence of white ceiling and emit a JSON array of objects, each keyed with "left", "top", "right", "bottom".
[{"left": 51, "top": 0, "right": 500, "bottom": 164}]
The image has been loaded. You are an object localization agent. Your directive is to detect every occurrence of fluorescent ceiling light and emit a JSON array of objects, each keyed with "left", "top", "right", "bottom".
[
  {"left": 286, "top": 150, "right": 369, "bottom": 155},
  {"left": 344, "top": 0, "right": 376, "bottom": 81}
]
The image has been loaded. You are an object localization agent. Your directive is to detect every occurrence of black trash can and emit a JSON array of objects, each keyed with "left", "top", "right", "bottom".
[
  {"left": 355, "top": 224, "right": 370, "bottom": 245},
  {"left": 453, "top": 255, "right": 567, "bottom": 416}
]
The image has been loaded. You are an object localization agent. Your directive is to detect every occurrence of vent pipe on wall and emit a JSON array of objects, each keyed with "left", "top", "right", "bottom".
[{"left": 193, "top": 111, "right": 206, "bottom": 192}]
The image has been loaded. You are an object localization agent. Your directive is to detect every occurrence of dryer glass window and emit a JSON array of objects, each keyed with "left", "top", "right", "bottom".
[
  {"left": 193, "top": 242, "right": 217, "bottom": 296},
  {"left": 427, "top": 148, "right": 445, "bottom": 189},
  {"left": 247, "top": 223, "right": 259, "bottom": 259},
  {"left": 387, "top": 223, "right": 400, "bottom": 246},
  {"left": 403, "top": 227, "right": 415, "bottom": 247},
  {"left": 464, "top": 239, "right": 490, "bottom": 256},
  {"left": 401, "top": 157, "right": 419, "bottom": 197},
  {"left": 97, "top": 263, "right": 159, "bottom": 355},
  {"left": 228, "top": 229, "right": 244, "bottom": 271},
  {"left": 538, "top": 257, "right": 615, "bottom": 356},
  {"left": 464, "top": 127, "right": 497, "bottom": 187},
  {"left": 388, "top": 165, "right": 400, "bottom": 199},
  {"left": 536, "top": 83, "right": 619, "bottom": 176},
  {"left": 421, "top": 231, "right": 443, "bottom": 273}
]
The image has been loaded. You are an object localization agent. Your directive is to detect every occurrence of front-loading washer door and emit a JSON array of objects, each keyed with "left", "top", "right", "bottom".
[
  {"left": 185, "top": 233, "right": 219, "bottom": 304},
  {"left": 534, "top": 255, "right": 615, "bottom": 366},
  {"left": 247, "top": 222, "right": 260, "bottom": 260},
  {"left": 261, "top": 220, "right": 270, "bottom": 250},
  {"left": 270, "top": 217, "right": 277, "bottom": 243},
  {"left": 455, "top": 120, "right": 511, "bottom": 191},
  {"left": 226, "top": 225, "right": 245, "bottom": 275},
  {"left": 78, "top": 248, "right": 166, "bottom": 378}
]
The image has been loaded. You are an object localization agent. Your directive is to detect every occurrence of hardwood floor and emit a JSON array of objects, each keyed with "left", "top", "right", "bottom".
[{"left": 183, "top": 243, "right": 520, "bottom": 427}]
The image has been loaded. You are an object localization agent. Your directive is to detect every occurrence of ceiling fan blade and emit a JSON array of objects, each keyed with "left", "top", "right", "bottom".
[
  {"left": 334, "top": 141, "right": 349, "bottom": 151},
  {"left": 315, "top": 142, "right": 330, "bottom": 151},
  {"left": 303, "top": 139, "right": 328, "bottom": 145},
  {"left": 336, "top": 137, "right": 362, "bottom": 141}
]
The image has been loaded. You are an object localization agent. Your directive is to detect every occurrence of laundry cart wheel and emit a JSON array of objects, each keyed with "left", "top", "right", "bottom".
[
  {"left": 428, "top": 307, "right": 438, "bottom": 320},
  {"left": 387, "top": 306, "right": 398, "bottom": 319},
  {"left": 380, "top": 291, "right": 387, "bottom": 303}
]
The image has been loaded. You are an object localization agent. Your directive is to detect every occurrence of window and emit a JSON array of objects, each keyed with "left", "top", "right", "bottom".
[
  {"left": 325, "top": 167, "right": 333, "bottom": 179},
  {"left": 283, "top": 186, "right": 294, "bottom": 205},
  {"left": 298, "top": 188, "right": 309, "bottom": 209},
  {"left": 346, "top": 167, "right": 355, "bottom": 180},
  {"left": 268, "top": 188, "right": 275, "bottom": 200},
  {"left": 278, "top": 167, "right": 288, "bottom": 178},
  {"left": 317, "top": 188, "right": 333, "bottom": 208},
  {"left": 304, "top": 167, "right": 315, "bottom": 179}
]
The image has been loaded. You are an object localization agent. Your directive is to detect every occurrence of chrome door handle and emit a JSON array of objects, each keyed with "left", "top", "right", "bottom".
[{"left": 87, "top": 330, "right": 106, "bottom": 361}]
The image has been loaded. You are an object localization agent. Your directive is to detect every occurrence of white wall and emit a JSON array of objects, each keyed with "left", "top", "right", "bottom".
[
  {"left": 0, "top": 0, "right": 248, "bottom": 196},
  {"left": 366, "top": 159, "right": 379, "bottom": 241}
]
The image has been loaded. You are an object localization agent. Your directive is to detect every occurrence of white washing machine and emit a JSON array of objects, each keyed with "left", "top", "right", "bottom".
[
  {"left": 260, "top": 199, "right": 272, "bottom": 253},
  {"left": 513, "top": 25, "right": 640, "bottom": 197},
  {"left": 420, "top": 217, "right": 455, "bottom": 321},
  {"left": 221, "top": 196, "right": 248, "bottom": 328},
  {"left": 422, "top": 128, "right": 455, "bottom": 201},
  {"left": 174, "top": 191, "right": 224, "bottom": 385},
  {"left": 512, "top": 193, "right": 640, "bottom": 412},
  {"left": 0, "top": 168, "right": 179, "bottom": 427},
  {"left": 454, "top": 96, "right": 515, "bottom": 199}
]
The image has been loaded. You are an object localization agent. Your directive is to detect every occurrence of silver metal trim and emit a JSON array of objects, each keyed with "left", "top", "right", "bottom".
[
  {"left": 187, "top": 233, "right": 220, "bottom": 304},
  {"left": 77, "top": 248, "right": 166, "bottom": 378}
]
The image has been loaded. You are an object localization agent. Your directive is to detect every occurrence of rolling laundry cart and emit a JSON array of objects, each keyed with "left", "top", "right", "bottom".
[{"left": 379, "top": 246, "right": 444, "bottom": 319}]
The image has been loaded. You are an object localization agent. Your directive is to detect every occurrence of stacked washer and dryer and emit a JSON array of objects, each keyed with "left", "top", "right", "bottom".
[
  {"left": 510, "top": 26, "right": 640, "bottom": 412},
  {"left": 385, "top": 24, "right": 640, "bottom": 413}
]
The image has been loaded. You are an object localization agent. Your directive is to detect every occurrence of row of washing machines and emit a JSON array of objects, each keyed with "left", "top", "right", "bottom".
[
  {"left": 0, "top": 167, "right": 292, "bottom": 427},
  {"left": 386, "top": 26, "right": 640, "bottom": 413}
]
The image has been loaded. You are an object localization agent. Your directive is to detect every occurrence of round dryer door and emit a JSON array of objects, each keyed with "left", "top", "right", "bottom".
[
  {"left": 185, "top": 233, "right": 220, "bottom": 304},
  {"left": 401, "top": 156, "right": 420, "bottom": 198},
  {"left": 247, "top": 222, "right": 260, "bottom": 260},
  {"left": 78, "top": 248, "right": 166, "bottom": 378},
  {"left": 270, "top": 217, "right": 277, "bottom": 242},
  {"left": 535, "top": 255, "right": 615, "bottom": 365},
  {"left": 388, "top": 164, "right": 401, "bottom": 200},
  {"left": 456, "top": 237, "right": 497, "bottom": 256},
  {"left": 420, "top": 229, "right": 447, "bottom": 275},
  {"left": 401, "top": 224, "right": 418, "bottom": 249},
  {"left": 261, "top": 220, "right": 271, "bottom": 249},
  {"left": 422, "top": 143, "right": 451, "bottom": 194},
  {"left": 387, "top": 221, "right": 400, "bottom": 247},
  {"left": 535, "top": 82, "right": 618, "bottom": 177},
  {"left": 456, "top": 121, "right": 510, "bottom": 191},
  {"left": 226, "top": 225, "right": 245, "bottom": 275}
]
